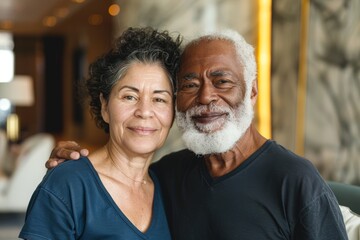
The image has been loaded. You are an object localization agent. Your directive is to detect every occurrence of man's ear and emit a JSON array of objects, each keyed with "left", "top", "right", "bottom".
[
  {"left": 100, "top": 93, "right": 109, "bottom": 123},
  {"left": 250, "top": 80, "right": 258, "bottom": 106}
]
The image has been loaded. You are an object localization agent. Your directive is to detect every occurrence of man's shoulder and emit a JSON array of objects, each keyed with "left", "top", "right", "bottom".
[
  {"left": 266, "top": 141, "right": 315, "bottom": 167},
  {"left": 161, "top": 148, "right": 195, "bottom": 160},
  {"left": 151, "top": 148, "right": 198, "bottom": 172}
]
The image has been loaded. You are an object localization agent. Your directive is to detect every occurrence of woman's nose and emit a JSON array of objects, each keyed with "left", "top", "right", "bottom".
[{"left": 134, "top": 99, "right": 154, "bottom": 118}]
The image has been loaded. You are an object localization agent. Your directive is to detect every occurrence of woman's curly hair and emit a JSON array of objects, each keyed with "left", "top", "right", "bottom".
[{"left": 85, "top": 27, "right": 183, "bottom": 133}]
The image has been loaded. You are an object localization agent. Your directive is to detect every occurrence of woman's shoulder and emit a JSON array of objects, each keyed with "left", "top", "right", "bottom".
[{"left": 41, "top": 157, "right": 95, "bottom": 188}]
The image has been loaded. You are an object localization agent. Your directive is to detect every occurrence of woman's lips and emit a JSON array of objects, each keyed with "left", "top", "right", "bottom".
[{"left": 128, "top": 126, "right": 157, "bottom": 135}]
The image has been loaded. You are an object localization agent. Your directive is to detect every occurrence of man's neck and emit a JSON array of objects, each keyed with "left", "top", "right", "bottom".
[{"left": 204, "top": 124, "right": 267, "bottom": 177}]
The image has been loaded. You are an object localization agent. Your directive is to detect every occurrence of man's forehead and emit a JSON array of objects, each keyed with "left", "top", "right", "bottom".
[
  {"left": 180, "top": 46, "right": 238, "bottom": 71},
  {"left": 184, "top": 38, "right": 232, "bottom": 52},
  {"left": 181, "top": 40, "right": 235, "bottom": 63}
]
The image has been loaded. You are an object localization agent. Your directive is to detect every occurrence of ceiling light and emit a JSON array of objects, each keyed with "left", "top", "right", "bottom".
[
  {"left": 0, "top": 50, "right": 14, "bottom": 83},
  {"left": 0, "top": 99, "right": 11, "bottom": 111},
  {"left": 56, "top": 8, "right": 70, "bottom": 18},
  {"left": 0, "top": 32, "right": 14, "bottom": 83},
  {"left": 88, "top": 14, "right": 103, "bottom": 26},
  {"left": 108, "top": 4, "right": 120, "bottom": 16},
  {"left": 0, "top": 21, "right": 13, "bottom": 30},
  {"left": 43, "top": 16, "right": 57, "bottom": 27}
]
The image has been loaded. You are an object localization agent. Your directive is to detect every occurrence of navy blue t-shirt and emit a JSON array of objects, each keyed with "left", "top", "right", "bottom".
[
  {"left": 151, "top": 140, "right": 348, "bottom": 240},
  {"left": 19, "top": 157, "right": 171, "bottom": 240}
]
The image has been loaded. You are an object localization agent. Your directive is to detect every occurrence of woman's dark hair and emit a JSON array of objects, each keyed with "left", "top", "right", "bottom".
[{"left": 86, "top": 26, "right": 182, "bottom": 133}]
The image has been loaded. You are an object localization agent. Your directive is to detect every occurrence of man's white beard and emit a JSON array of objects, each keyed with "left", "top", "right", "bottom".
[{"left": 176, "top": 97, "right": 254, "bottom": 155}]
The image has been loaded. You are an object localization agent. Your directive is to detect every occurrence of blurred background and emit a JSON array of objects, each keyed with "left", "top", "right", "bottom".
[{"left": 0, "top": 0, "right": 359, "bottom": 238}]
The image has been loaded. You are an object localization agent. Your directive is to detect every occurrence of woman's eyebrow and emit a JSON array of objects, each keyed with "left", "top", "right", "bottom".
[
  {"left": 154, "top": 89, "right": 172, "bottom": 96},
  {"left": 119, "top": 85, "right": 139, "bottom": 92},
  {"left": 120, "top": 86, "right": 172, "bottom": 96}
]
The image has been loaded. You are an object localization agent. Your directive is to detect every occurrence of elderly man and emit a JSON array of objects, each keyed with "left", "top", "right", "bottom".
[{"left": 47, "top": 29, "right": 348, "bottom": 239}]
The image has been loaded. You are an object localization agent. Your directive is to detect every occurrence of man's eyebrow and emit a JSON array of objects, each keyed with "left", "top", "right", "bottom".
[
  {"left": 209, "top": 70, "right": 230, "bottom": 77},
  {"left": 182, "top": 73, "right": 198, "bottom": 80},
  {"left": 181, "top": 70, "right": 230, "bottom": 80}
]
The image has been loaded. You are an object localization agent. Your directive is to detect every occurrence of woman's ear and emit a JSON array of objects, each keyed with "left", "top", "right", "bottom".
[{"left": 100, "top": 93, "right": 109, "bottom": 123}]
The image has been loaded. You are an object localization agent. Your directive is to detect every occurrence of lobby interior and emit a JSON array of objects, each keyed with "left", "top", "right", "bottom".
[{"left": 0, "top": 0, "right": 359, "bottom": 239}]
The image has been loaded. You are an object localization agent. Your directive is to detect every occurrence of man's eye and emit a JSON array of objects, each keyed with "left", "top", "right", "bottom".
[
  {"left": 181, "top": 83, "right": 199, "bottom": 89},
  {"left": 217, "top": 79, "right": 230, "bottom": 84},
  {"left": 214, "top": 79, "right": 233, "bottom": 88}
]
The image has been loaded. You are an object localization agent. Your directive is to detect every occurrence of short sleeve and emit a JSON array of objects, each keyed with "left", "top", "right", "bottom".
[
  {"left": 19, "top": 186, "right": 76, "bottom": 240},
  {"left": 293, "top": 191, "right": 348, "bottom": 240}
]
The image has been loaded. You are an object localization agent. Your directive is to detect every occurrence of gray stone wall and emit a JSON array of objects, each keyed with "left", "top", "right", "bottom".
[{"left": 305, "top": 0, "right": 360, "bottom": 184}]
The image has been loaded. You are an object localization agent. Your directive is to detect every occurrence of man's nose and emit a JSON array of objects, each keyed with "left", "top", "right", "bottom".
[{"left": 196, "top": 80, "right": 218, "bottom": 105}]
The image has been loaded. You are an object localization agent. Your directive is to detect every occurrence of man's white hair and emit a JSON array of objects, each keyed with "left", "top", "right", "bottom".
[{"left": 183, "top": 29, "right": 257, "bottom": 97}]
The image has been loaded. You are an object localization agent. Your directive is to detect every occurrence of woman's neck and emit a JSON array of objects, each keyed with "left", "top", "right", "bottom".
[{"left": 89, "top": 143, "right": 153, "bottom": 186}]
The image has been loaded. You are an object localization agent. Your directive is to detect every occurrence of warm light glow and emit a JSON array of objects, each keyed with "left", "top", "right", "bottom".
[
  {"left": 108, "top": 4, "right": 120, "bottom": 16},
  {"left": 0, "top": 21, "right": 13, "bottom": 30},
  {"left": 43, "top": 16, "right": 57, "bottom": 27},
  {"left": 56, "top": 8, "right": 70, "bottom": 18},
  {"left": 6, "top": 113, "right": 19, "bottom": 142},
  {"left": 295, "top": 0, "right": 310, "bottom": 155},
  {"left": 88, "top": 14, "right": 103, "bottom": 26},
  {"left": 256, "top": 0, "right": 272, "bottom": 139},
  {"left": 72, "top": 0, "right": 85, "bottom": 3}
]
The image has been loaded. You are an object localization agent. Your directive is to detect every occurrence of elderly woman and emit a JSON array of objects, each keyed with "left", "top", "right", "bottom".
[{"left": 19, "top": 27, "right": 182, "bottom": 239}]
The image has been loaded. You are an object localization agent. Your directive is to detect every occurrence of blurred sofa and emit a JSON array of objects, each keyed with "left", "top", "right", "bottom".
[
  {"left": 0, "top": 133, "right": 55, "bottom": 212},
  {"left": 328, "top": 181, "right": 360, "bottom": 215},
  {"left": 328, "top": 181, "right": 360, "bottom": 240}
]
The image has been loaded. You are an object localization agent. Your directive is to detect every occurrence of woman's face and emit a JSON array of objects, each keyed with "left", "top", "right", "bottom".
[{"left": 101, "top": 62, "right": 174, "bottom": 156}]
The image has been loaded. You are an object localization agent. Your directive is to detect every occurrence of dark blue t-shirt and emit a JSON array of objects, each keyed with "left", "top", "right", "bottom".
[
  {"left": 19, "top": 157, "right": 171, "bottom": 240},
  {"left": 151, "top": 140, "right": 348, "bottom": 240}
]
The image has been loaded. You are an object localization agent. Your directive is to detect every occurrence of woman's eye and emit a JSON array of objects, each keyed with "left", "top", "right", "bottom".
[
  {"left": 123, "top": 95, "right": 136, "bottom": 101},
  {"left": 155, "top": 96, "right": 172, "bottom": 103},
  {"left": 154, "top": 98, "right": 166, "bottom": 103}
]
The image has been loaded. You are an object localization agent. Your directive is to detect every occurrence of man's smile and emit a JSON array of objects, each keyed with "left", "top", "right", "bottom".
[{"left": 191, "top": 112, "right": 228, "bottom": 124}]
